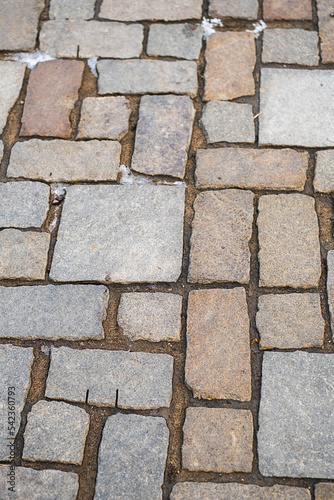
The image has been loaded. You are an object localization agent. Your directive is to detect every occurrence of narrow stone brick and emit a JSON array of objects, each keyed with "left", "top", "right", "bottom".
[
  {"left": 0, "top": 62, "right": 26, "bottom": 134},
  {"left": 185, "top": 288, "right": 251, "bottom": 401},
  {"left": 258, "top": 194, "right": 321, "bottom": 287},
  {"left": 99, "top": 0, "right": 202, "bottom": 21},
  {"left": 314, "top": 150, "right": 334, "bottom": 192},
  {"left": 0, "top": 285, "right": 108, "bottom": 340},
  {"left": 0, "top": 0, "right": 44, "bottom": 50},
  {"left": 8, "top": 139, "right": 121, "bottom": 182},
  {"left": 49, "top": 0, "right": 94, "bottom": 19},
  {"left": 209, "top": 0, "right": 258, "bottom": 19},
  {"left": 263, "top": 0, "right": 312, "bottom": 20},
  {"left": 318, "top": 0, "right": 334, "bottom": 63},
  {"left": 118, "top": 293, "right": 182, "bottom": 342},
  {"left": 20, "top": 60, "right": 84, "bottom": 138},
  {"left": 326, "top": 251, "right": 334, "bottom": 339},
  {"left": 315, "top": 483, "right": 334, "bottom": 500},
  {"left": 77, "top": 97, "right": 130, "bottom": 140},
  {"left": 0, "top": 141, "right": 3, "bottom": 160},
  {"left": 195, "top": 148, "right": 308, "bottom": 190},
  {"left": 46, "top": 347, "right": 174, "bottom": 409},
  {"left": 262, "top": 29, "right": 319, "bottom": 66},
  {"left": 147, "top": 24, "right": 203, "bottom": 60},
  {"left": 182, "top": 408, "right": 253, "bottom": 472},
  {"left": 131, "top": 95, "right": 195, "bottom": 178},
  {"left": 0, "top": 230, "right": 50, "bottom": 279},
  {"left": 204, "top": 32, "right": 256, "bottom": 101},
  {"left": 188, "top": 190, "right": 254, "bottom": 283}
]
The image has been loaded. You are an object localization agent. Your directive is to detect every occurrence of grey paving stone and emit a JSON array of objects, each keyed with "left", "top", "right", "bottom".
[
  {"left": 0, "top": 467, "right": 79, "bottom": 499},
  {"left": 0, "top": 0, "right": 44, "bottom": 50},
  {"left": 46, "top": 347, "right": 174, "bottom": 409},
  {"left": 315, "top": 483, "right": 334, "bottom": 500},
  {"left": 326, "top": 251, "right": 334, "bottom": 340},
  {"left": 95, "top": 414, "right": 168, "bottom": 500},
  {"left": 209, "top": 0, "right": 258, "bottom": 18},
  {"left": 23, "top": 400, "right": 89, "bottom": 464},
  {"left": 0, "top": 62, "right": 26, "bottom": 134},
  {"left": 259, "top": 69, "right": 334, "bottom": 147},
  {"left": 49, "top": 0, "right": 94, "bottom": 19},
  {"left": 257, "top": 293, "right": 324, "bottom": 349},
  {"left": 97, "top": 60, "right": 198, "bottom": 97},
  {"left": 8, "top": 139, "right": 121, "bottom": 182},
  {"left": 99, "top": 0, "right": 202, "bottom": 21},
  {"left": 0, "top": 141, "right": 3, "bottom": 160},
  {"left": 0, "top": 285, "right": 108, "bottom": 340},
  {"left": 317, "top": 0, "right": 334, "bottom": 63},
  {"left": 258, "top": 351, "right": 334, "bottom": 478},
  {"left": 50, "top": 185, "right": 185, "bottom": 282},
  {"left": 147, "top": 24, "right": 202, "bottom": 59},
  {"left": 40, "top": 20, "right": 143, "bottom": 58},
  {"left": 0, "top": 229, "right": 50, "bottom": 279},
  {"left": 0, "top": 182, "right": 50, "bottom": 228},
  {"left": 118, "top": 292, "right": 182, "bottom": 342},
  {"left": 131, "top": 95, "right": 195, "bottom": 178},
  {"left": 314, "top": 150, "right": 334, "bottom": 192},
  {"left": 0, "top": 345, "right": 34, "bottom": 460},
  {"left": 262, "top": 29, "right": 319, "bottom": 65},
  {"left": 200, "top": 101, "right": 255, "bottom": 144},
  {"left": 77, "top": 97, "right": 130, "bottom": 140},
  {"left": 258, "top": 194, "right": 321, "bottom": 287}
]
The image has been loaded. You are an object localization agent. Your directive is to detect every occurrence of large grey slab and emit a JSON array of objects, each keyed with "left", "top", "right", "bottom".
[
  {"left": 99, "top": 0, "right": 202, "bottom": 20},
  {"left": 147, "top": 24, "right": 202, "bottom": 60},
  {"left": 258, "top": 351, "right": 334, "bottom": 478},
  {"left": 49, "top": 0, "right": 94, "bottom": 19},
  {"left": 50, "top": 185, "right": 185, "bottom": 282},
  {"left": 0, "top": 285, "right": 108, "bottom": 340},
  {"left": 262, "top": 29, "right": 319, "bottom": 65},
  {"left": 0, "top": 62, "right": 26, "bottom": 134},
  {"left": 95, "top": 414, "right": 168, "bottom": 500},
  {"left": 0, "top": 0, "right": 44, "bottom": 50},
  {"left": 0, "top": 182, "right": 50, "bottom": 228}
]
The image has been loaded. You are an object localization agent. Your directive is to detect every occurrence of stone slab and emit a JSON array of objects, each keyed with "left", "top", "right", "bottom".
[
  {"left": 0, "top": 0, "right": 44, "bottom": 50},
  {"left": 258, "top": 351, "right": 334, "bottom": 478},
  {"left": 263, "top": 0, "right": 312, "bottom": 19},
  {"left": 0, "top": 141, "right": 3, "bottom": 160},
  {"left": 0, "top": 62, "right": 26, "bottom": 134},
  {"left": 50, "top": 185, "right": 185, "bottom": 282},
  {"left": 318, "top": 0, "right": 334, "bottom": 63},
  {"left": 262, "top": 29, "right": 319, "bottom": 65},
  {"left": 0, "top": 285, "right": 108, "bottom": 340},
  {"left": 315, "top": 483, "right": 334, "bottom": 500},
  {"left": 171, "top": 483, "right": 311, "bottom": 499},
  {"left": 8, "top": 139, "right": 121, "bottom": 182},
  {"left": 77, "top": 97, "right": 130, "bottom": 140},
  {"left": 314, "top": 150, "right": 334, "bottom": 192},
  {"left": 99, "top": 0, "right": 202, "bottom": 20},
  {"left": 147, "top": 24, "right": 202, "bottom": 59},
  {"left": 49, "top": 0, "right": 94, "bottom": 19},
  {"left": 209, "top": 0, "right": 258, "bottom": 19},
  {"left": 326, "top": 251, "right": 334, "bottom": 340}
]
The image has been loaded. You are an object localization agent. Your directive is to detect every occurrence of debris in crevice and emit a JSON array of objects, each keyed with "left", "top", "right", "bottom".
[
  {"left": 87, "top": 56, "right": 98, "bottom": 77},
  {"left": 40, "top": 345, "right": 50, "bottom": 356},
  {"left": 6, "top": 49, "right": 55, "bottom": 69},
  {"left": 48, "top": 205, "right": 60, "bottom": 232},
  {"left": 246, "top": 20, "right": 267, "bottom": 38},
  {"left": 51, "top": 184, "right": 67, "bottom": 204},
  {"left": 201, "top": 17, "right": 223, "bottom": 40}
]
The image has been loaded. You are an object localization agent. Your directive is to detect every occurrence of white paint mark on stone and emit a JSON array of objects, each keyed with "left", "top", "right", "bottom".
[
  {"left": 6, "top": 49, "right": 55, "bottom": 69},
  {"left": 246, "top": 20, "right": 267, "bottom": 38},
  {"left": 87, "top": 56, "right": 98, "bottom": 77},
  {"left": 201, "top": 17, "right": 223, "bottom": 39},
  {"left": 48, "top": 205, "right": 60, "bottom": 232},
  {"left": 119, "top": 165, "right": 186, "bottom": 186}
]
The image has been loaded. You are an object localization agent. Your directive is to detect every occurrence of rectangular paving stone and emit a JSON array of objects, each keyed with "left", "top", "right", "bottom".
[
  {"left": 50, "top": 185, "right": 185, "bottom": 282},
  {"left": 182, "top": 408, "right": 253, "bottom": 472},
  {"left": 315, "top": 483, "right": 334, "bottom": 500},
  {"left": 262, "top": 29, "right": 319, "bottom": 66},
  {"left": 209, "top": 0, "right": 258, "bottom": 19},
  {"left": 258, "top": 351, "right": 334, "bottom": 478},
  {"left": 0, "top": 62, "right": 26, "bottom": 134},
  {"left": 188, "top": 190, "right": 254, "bottom": 283},
  {"left": 8, "top": 139, "right": 121, "bottom": 182},
  {"left": 258, "top": 194, "right": 321, "bottom": 287},
  {"left": 0, "top": 141, "right": 3, "bottom": 160},
  {"left": 0, "top": 345, "right": 34, "bottom": 460},
  {"left": 326, "top": 251, "right": 334, "bottom": 340},
  {"left": 131, "top": 95, "right": 195, "bottom": 178},
  {"left": 97, "top": 60, "right": 198, "bottom": 97},
  {"left": 95, "top": 414, "right": 168, "bottom": 500},
  {"left": 40, "top": 21, "right": 143, "bottom": 58},
  {"left": 147, "top": 24, "right": 203, "bottom": 59},
  {"left": 195, "top": 148, "right": 308, "bottom": 190},
  {"left": 0, "top": 285, "right": 108, "bottom": 340},
  {"left": 204, "top": 32, "right": 256, "bottom": 101},
  {"left": 259, "top": 69, "right": 334, "bottom": 147},
  {"left": 314, "top": 150, "right": 334, "bottom": 192},
  {"left": 118, "top": 292, "right": 182, "bottom": 342},
  {"left": 49, "top": 0, "right": 94, "bottom": 19},
  {"left": 263, "top": 0, "right": 312, "bottom": 19},
  {"left": 257, "top": 293, "right": 324, "bottom": 349},
  {"left": 77, "top": 97, "right": 130, "bottom": 140},
  {"left": 185, "top": 288, "right": 251, "bottom": 401},
  {"left": 20, "top": 60, "right": 84, "bottom": 138},
  {"left": 318, "top": 0, "right": 334, "bottom": 63},
  {"left": 0, "top": 0, "right": 44, "bottom": 50},
  {"left": 99, "top": 0, "right": 202, "bottom": 20}
]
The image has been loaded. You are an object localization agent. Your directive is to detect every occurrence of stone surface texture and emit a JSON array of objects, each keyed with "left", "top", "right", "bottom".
[
  {"left": 77, "top": 97, "right": 130, "bottom": 140},
  {"left": 263, "top": 0, "right": 312, "bottom": 19},
  {"left": 147, "top": 24, "right": 202, "bottom": 59},
  {"left": 326, "top": 251, "right": 334, "bottom": 339},
  {"left": 0, "top": 62, "right": 26, "bottom": 134},
  {"left": 314, "top": 150, "right": 334, "bottom": 192},
  {"left": 0, "top": 182, "right": 50, "bottom": 228},
  {"left": 209, "top": 0, "right": 258, "bottom": 19},
  {"left": 170, "top": 483, "right": 311, "bottom": 499},
  {"left": 318, "top": 0, "right": 334, "bottom": 63},
  {"left": 0, "top": 0, "right": 44, "bottom": 50},
  {"left": 262, "top": 29, "right": 319, "bottom": 65},
  {"left": 99, "top": 0, "right": 202, "bottom": 20},
  {"left": 315, "top": 483, "right": 334, "bottom": 500},
  {"left": 49, "top": 0, "right": 95, "bottom": 19}
]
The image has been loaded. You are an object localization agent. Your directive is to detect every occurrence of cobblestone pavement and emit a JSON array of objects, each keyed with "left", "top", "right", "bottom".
[{"left": 1, "top": 0, "right": 334, "bottom": 499}]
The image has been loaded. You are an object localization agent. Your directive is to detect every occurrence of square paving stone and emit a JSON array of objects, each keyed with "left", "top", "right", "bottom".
[
  {"left": 94, "top": 414, "right": 169, "bottom": 500},
  {"left": 318, "top": 0, "right": 334, "bottom": 63},
  {"left": 77, "top": 97, "right": 130, "bottom": 140},
  {"left": 0, "top": 345, "right": 34, "bottom": 460},
  {"left": 147, "top": 24, "right": 202, "bottom": 60},
  {"left": 0, "top": 0, "right": 44, "bottom": 50},
  {"left": 182, "top": 408, "right": 253, "bottom": 472},
  {"left": 209, "top": 0, "right": 258, "bottom": 19},
  {"left": 315, "top": 483, "right": 334, "bottom": 500},
  {"left": 259, "top": 351, "right": 334, "bottom": 478},
  {"left": 262, "top": 29, "right": 319, "bottom": 66},
  {"left": 0, "top": 62, "right": 26, "bottom": 134},
  {"left": 263, "top": 0, "right": 312, "bottom": 20},
  {"left": 99, "top": 0, "right": 202, "bottom": 21},
  {"left": 49, "top": 0, "right": 94, "bottom": 19},
  {"left": 259, "top": 69, "right": 334, "bottom": 147},
  {"left": 0, "top": 182, "right": 50, "bottom": 228},
  {"left": 50, "top": 185, "right": 185, "bottom": 283},
  {"left": 314, "top": 150, "right": 334, "bottom": 192}
]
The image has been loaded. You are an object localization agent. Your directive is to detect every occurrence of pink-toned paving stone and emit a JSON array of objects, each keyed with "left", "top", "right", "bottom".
[
  {"left": 315, "top": 483, "right": 334, "bottom": 500},
  {"left": 317, "top": 0, "right": 334, "bottom": 63},
  {"left": 263, "top": 0, "right": 312, "bottom": 20}
]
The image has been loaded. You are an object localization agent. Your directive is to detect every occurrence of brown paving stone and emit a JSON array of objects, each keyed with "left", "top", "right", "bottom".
[
  {"left": 263, "top": 0, "right": 312, "bottom": 20},
  {"left": 182, "top": 408, "right": 253, "bottom": 472},
  {"left": 20, "top": 60, "right": 84, "bottom": 138},
  {"left": 0, "top": 0, "right": 44, "bottom": 51},
  {"left": 204, "top": 32, "right": 256, "bottom": 101},
  {"left": 315, "top": 483, "right": 334, "bottom": 500},
  {"left": 318, "top": 0, "right": 334, "bottom": 63}
]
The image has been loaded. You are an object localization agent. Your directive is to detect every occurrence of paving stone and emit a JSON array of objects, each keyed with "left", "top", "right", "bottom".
[
  {"left": 314, "top": 150, "right": 334, "bottom": 192},
  {"left": 95, "top": 414, "right": 168, "bottom": 500},
  {"left": 97, "top": 60, "right": 198, "bottom": 97},
  {"left": 182, "top": 408, "right": 253, "bottom": 472},
  {"left": 315, "top": 483, "right": 334, "bottom": 500},
  {"left": 263, "top": 0, "right": 312, "bottom": 20},
  {"left": 257, "top": 293, "right": 324, "bottom": 349},
  {"left": 8, "top": 139, "right": 121, "bottom": 182},
  {"left": 99, "top": 0, "right": 202, "bottom": 21},
  {"left": 0, "top": 62, "right": 26, "bottom": 134},
  {"left": 200, "top": 101, "right": 255, "bottom": 144},
  {"left": 209, "top": 0, "right": 258, "bottom": 19},
  {"left": 0, "top": 0, "right": 44, "bottom": 50},
  {"left": 258, "top": 194, "right": 321, "bottom": 287},
  {"left": 195, "top": 148, "right": 308, "bottom": 190},
  {"left": 46, "top": 347, "right": 174, "bottom": 409},
  {"left": 262, "top": 29, "right": 319, "bottom": 65},
  {"left": 0, "top": 285, "right": 108, "bottom": 340},
  {"left": 50, "top": 185, "right": 185, "bottom": 282},
  {"left": 0, "top": 141, "right": 3, "bottom": 160},
  {"left": 258, "top": 351, "right": 334, "bottom": 478},
  {"left": 0, "top": 345, "right": 34, "bottom": 460},
  {"left": 326, "top": 251, "right": 334, "bottom": 339},
  {"left": 23, "top": 400, "right": 89, "bottom": 464},
  {"left": 185, "top": 288, "right": 251, "bottom": 401},
  {"left": 259, "top": 69, "right": 334, "bottom": 147},
  {"left": 0, "top": 230, "right": 50, "bottom": 279},
  {"left": 204, "top": 32, "right": 256, "bottom": 101},
  {"left": 49, "top": 0, "right": 94, "bottom": 19},
  {"left": 118, "top": 292, "right": 182, "bottom": 342},
  {"left": 77, "top": 97, "right": 130, "bottom": 140},
  {"left": 188, "top": 190, "right": 254, "bottom": 283},
  {"left": 0, "top": 467, "right": 79, "bottom": 499},
  {"left": 20, "top": 60, "right": 84, "bottom": 138},
  {"left": 131, "top": 95, "right": 195, "bottom": 178},
  {"left": 40, "top": 21, "right": 143, "bottom": 58},
  {"left": 147, "top": 24, "right": 202, "bottom": 59},
  {"left": 318, "top": 0, "right": 334, "bottom": 63},
  {"left": 0, "top": 182, "right": 50, "bottom": 228}
]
